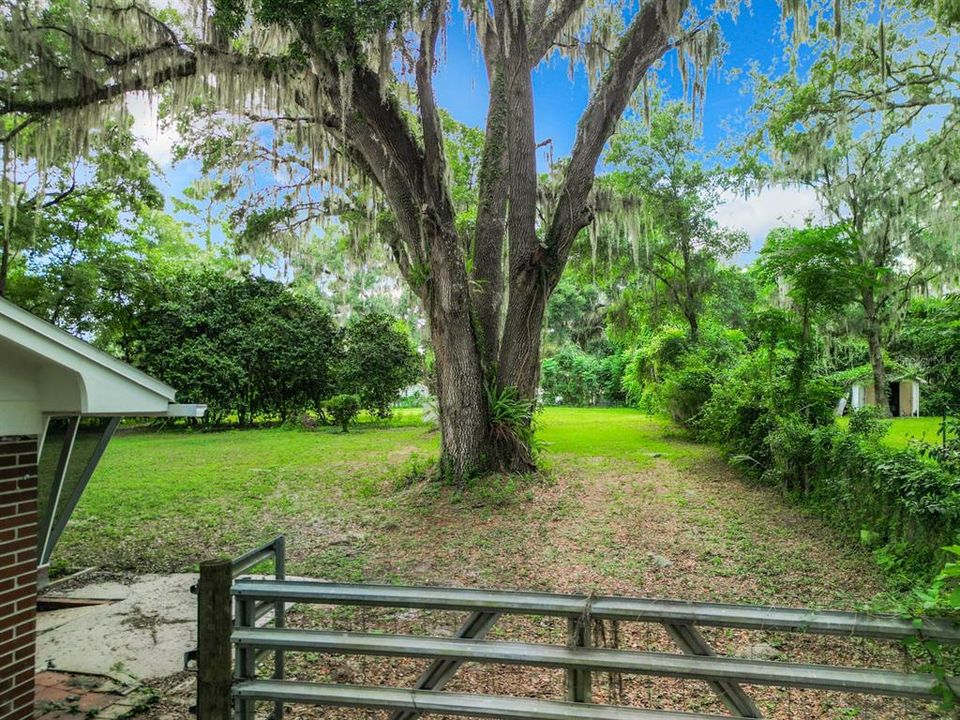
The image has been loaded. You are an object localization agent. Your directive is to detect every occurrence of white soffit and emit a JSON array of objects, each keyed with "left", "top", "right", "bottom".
[{"left": 0, "top": 297, "right": 176, "bottom": 416}]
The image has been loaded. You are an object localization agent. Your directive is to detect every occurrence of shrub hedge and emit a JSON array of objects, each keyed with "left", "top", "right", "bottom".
[{"left": 695, "top": 346, "right": 960, "bottom": 585}]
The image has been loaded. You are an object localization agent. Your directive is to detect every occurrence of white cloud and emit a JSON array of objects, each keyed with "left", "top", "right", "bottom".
[
  {"left": 712, "top": 185, "right": 824, "bottom": 264},
  {"left": 125, "top": 92, "right": 178, "bottom": 167}
]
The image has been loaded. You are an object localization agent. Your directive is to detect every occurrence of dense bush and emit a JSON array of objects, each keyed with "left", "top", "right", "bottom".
[
  {"left": 695, "top": 344, "right": 960, "bottom": 584},
  {"left": 621, "top": 327, "right": 689, "bottom": 411},
  {"left": 126, "top": 270, "right": 419, "bottom": 424},
  {"left": 540, "top": 344, "right": 625, "bottom": 406},
  {"left": 128, "top": 270, "right": 340, "bottom": 424},
  {"left": 896, "top": 295, "right": 960, "bottom": 415},
  {"left": 807, "top": 427, "right": 960, "bottom": 581},
  {"left": 660, "top": 358, "right": 716, "bottom": 425},
  {"left": 339, "top": 311, "right": 420, "bottom": 417},
  {"left": 622, "top": 324, "right": 747, "bottom": 424},
  {"left": 696, "top": 350, "right": 782, "bottom": 467},
  {"left": 325, "top": 394, "right": 361, "bottom": 432}
]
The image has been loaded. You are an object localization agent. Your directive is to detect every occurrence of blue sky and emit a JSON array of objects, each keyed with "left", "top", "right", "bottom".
[
  {"left": 130, "top": 3, "right": 822, "bottom": 256},
  {"left": 431, "top": 2, "right": 794, "bottom": 160}
]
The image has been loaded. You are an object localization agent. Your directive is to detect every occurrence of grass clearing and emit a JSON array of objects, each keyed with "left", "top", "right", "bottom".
[
  {"left": 62, "top": 407, "right": 944, "bottom": 718},
  {"left": 837, "top": 415, "right": 945, "bottom": 448}
]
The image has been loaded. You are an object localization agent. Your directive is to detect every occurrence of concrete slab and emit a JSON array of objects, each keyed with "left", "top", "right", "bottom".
[
  {"left": 37, "top": 572, "right": 317, "bottom": 682},
  {"left": 37, "top": 574, "right": 198, "bottom": 681},
  {"left": 37, "top": 604, "right": 102, "bottom": 635},
  {"left": 62, "top": 581, "right": 132, "bottom": 601}
]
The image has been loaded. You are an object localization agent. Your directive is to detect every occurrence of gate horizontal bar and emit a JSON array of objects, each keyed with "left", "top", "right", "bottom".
[
  {"left": 233, "top": 628, "right": 957, "bottom": 699},
  {"left": 233, "top": 680, "right": 725, "bottom": 719},
  {"left": 232, "top": 537, "right": 283, "bottom": 577},
  {"left": 231, "top": 580, "right": 960, "bottom": 642}
]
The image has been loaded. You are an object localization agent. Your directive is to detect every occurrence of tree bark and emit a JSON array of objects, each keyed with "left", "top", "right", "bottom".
[
  {"left": 473, "top": 66, "right": 509, "bottom": 370},
  {"left": 424, "top": 226, "right": 493, "bottom": 479}
]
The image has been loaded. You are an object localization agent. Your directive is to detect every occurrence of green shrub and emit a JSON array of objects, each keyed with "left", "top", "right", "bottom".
[
  {"left": 808, "top": 427, "right": 960, "bottom": 582},
  {"left": 896, "top": 295, "right": 960, "bottom": 415},
  {"left": 696, "top": 351, "right": 780, "bottom": 467},
  {"left": 339, "top": 312, "right": 420, "bottom": 418},
  {"left": 622, "top": 323, "right": 747, "bottom": 423},
  {"left": 661, "top": 359, "right": 715, "bottom": 425},
  {"left": 325, "top": 394, "right": 361, "bottom": 432},
  {"left": 766, "top": 414, "right": 817, "bottom": 492},
  {"left": 541, "top": 344, "right": 604, "bottom": 406},
  {"left": 847, "top": 406, "right": 890, "bottom": 442},
  {"left": 620, "top": 327, "right": 688, "bottom": 408}
]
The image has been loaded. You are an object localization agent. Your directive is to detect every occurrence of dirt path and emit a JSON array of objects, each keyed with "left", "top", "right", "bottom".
[{"left": 278, "top": 417, "right": 936, "bottom": 719}]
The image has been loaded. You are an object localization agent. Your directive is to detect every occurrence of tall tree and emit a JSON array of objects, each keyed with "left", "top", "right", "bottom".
[
  {"left": 744, "top": 10, "right": 960, "bottom": 414},
  {"left": 0, "top": 117, "right": 184, "bottom": 339},
  {"left": 606, "top": 106, "right": 747, "bottom": 340},
  {"left": 2, "top": 0, "right": 815, "bottom": 478},
  {"left": 757, "top": 225, "right": 860, "bottom": 392}
]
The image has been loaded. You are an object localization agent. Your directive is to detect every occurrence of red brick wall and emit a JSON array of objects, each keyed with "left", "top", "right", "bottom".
[{"left": 0, "top": 436, "right": 38, "bottom": 720}]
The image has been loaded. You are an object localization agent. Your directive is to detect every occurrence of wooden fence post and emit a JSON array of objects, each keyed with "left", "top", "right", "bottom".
[
  {"left": 197, "top": 559, "right": 233, "bottom": 720},
  {"left": 565, "top": 617, "right": 591, "bottom": 703}
]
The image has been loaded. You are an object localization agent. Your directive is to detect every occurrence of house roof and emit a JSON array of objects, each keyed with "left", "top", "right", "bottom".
[
  {"left": 0, "top": 297, "right": 203, "bottom": 431},
  {"left": 0, "top": 296, "right": 176, "bottom": 400}
]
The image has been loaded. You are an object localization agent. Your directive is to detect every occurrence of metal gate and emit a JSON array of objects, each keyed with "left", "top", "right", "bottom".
[{"left": 190, "top": 545, "right": 960, "bottom": 720}]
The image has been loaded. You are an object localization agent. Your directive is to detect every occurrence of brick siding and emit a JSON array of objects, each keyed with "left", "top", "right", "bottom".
[{"left": 0, "top": 436, "right": 38, "bottom": 720}]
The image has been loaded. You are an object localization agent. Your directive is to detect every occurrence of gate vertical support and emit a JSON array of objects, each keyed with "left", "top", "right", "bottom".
[
  {"left": 272, "top": 536, "right": 286, "bottom": 720},
  {"left": 565, "top": 617, "right": 592, "bottom": 703},
  {"left": 390, "top": 611, "right": 501, "bottom": 720},
  {"left": 664, "top": 623, "right": 763, "bottom": 718},
  {"left": 234, "top": 595, "right": 257, "bottom": 720},
  {"left": 197, "top": 559, "right": 233, "bottom": 720}
]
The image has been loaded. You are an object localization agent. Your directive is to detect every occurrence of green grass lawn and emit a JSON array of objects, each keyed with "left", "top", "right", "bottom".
[
  {"left": 57, "top": 408, "right": 691, "bottom": 574},
  {"left": 60, "top": 405, "right": 877, "bottom": 603},
  {"left": 65, "top": 406, "right": 934, "bottom": 718},
  {"left": 837, "top": 415, "right": 945, "bottom": 449}
]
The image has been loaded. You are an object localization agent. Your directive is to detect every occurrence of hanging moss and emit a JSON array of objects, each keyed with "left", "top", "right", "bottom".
[{"left": 0, "top": 0, "right": 856, "bottom": 254}]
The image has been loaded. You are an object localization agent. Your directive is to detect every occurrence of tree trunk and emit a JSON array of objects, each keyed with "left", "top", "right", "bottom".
[
  {"left": 862, "top": 288, "right": 891, "bottom": 417},
  {"left": 428, "top": 304, "right": 490, "bottom": 480},
  {"left": 426, "top": 227, "right": 538, "bottom": 480},
  {"left": 683, "top": 305, "right": 699, "bottom": 341}
]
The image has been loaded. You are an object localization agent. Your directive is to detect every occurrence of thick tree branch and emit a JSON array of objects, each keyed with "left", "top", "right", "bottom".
[
  {"left": 529, "top": 0, "right": 590, "bottom": 65},
  {"left": 314, "top": 80, "right": 429, "bottom": 278},
  {"left": 415, "top": 0, "right": 451, "bottom": 212},
  {"left": 473, "top": 64, "right": 510, "bottom": 368},
  {"left": 544, "top": 0, "right": 687, "bottom": 285},
  {"left": 0, "top": 48, "right": 195, "bottom": 116},
  {"left": 0, "top": 114, "right": 40, "bottom": 142},
  {"left": 495, "top": 0, "right": 538, "bottom": 282}
]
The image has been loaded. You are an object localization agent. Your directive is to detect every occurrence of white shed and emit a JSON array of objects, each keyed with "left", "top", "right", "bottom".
[{"left": 849, "top": 376, "right": 921, "bottom": 417}]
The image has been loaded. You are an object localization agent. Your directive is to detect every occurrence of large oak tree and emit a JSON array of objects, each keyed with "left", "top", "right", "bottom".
[{"left": 3, "top": 0, "right": 819, "bottom": 478}]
